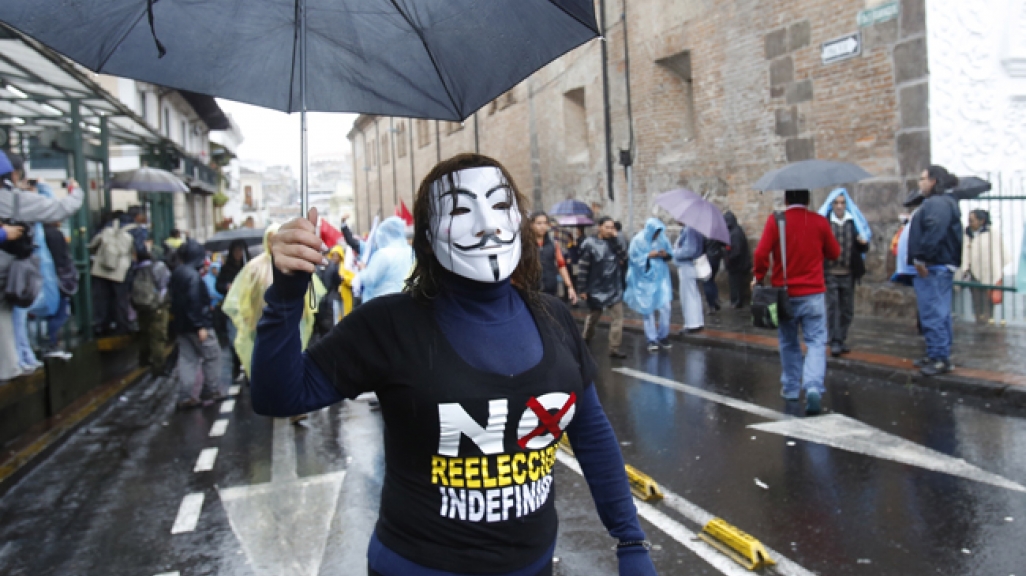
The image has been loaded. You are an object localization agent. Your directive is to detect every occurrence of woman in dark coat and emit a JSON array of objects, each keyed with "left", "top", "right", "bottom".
[
  {"left": 723, "top": 211, "right": 752, "bottom": 308},
  {"left": 215, "top": 238, "right": 249, "bottom": 383}
]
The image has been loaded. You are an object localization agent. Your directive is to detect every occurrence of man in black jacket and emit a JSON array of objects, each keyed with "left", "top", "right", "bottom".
[
  {"left": 171, "top": 239, "right": 224, "bottom": 409},
  {"left": 723, "top": 211, "right": 752, "bottom": 308},
  {"left": 907, "top": 165, "right": 963, "bottom": 376},
  {"left": 578, "top": 217, "right": 628, "bottom": 359}
]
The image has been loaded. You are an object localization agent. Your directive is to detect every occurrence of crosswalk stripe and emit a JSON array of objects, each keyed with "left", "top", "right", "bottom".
[{"left": 170, "top": 493, "right": 204, "bottom": 534}]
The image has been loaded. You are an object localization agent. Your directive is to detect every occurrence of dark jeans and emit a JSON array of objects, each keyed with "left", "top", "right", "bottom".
[
  {"left": 728, "top": 269, "right": 748, "bottom": 307},
  {"left": 46, "top": 296, "right": 70, "bottom": 347},
  {"left": 914, "top": 267, "right": 954, "bottom": 361},
  {"left": 369, "top": 559, "right": 553, "bottom": 576},
  {"left": 704, "top": 255, "right": 721, "bottom": 308},
  {"left": 825, "top": 273, "right": 855, "bottom": 345},
  {"left": 92, "top": 276, "right": 131, "bottom": 334}
]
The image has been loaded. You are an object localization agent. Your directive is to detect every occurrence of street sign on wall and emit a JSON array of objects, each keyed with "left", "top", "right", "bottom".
[
  {"left": 857, "top": 2, "right": 900, "bottom": 27},
  {"left": 821, "top": 32, "right": 862, "bottom": 65}
]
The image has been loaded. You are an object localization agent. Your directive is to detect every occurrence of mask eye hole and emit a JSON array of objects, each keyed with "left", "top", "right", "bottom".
[
  {"left": 492, "top": 201, "right": 511, "bottom": 211},
  {"left": 450, "top": 207, "right": 471, "bottom": 216}
]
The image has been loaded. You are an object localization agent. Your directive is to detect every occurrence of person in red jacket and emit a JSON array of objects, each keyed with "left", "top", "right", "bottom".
[{"left": 753, "top": 189, "right": 841, "bottom": 415}]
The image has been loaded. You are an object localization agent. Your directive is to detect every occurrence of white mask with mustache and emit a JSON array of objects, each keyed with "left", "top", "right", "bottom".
[{"left": 429, "top": 166, "right": 522, "bottom": 283}]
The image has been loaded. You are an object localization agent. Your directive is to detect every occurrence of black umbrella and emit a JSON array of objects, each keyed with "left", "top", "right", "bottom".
[
  {"left": 754, "top": 160, "right": 873, "bottom": 191},
  {"left": 0, "top": 1, "right": 599, "bottom": 215},
  {"left": 205, "top": 228, "right": 265, "bottom": 253},
  {"left": 951, "top": 176, "right": 992, "bottom": 200},
  {"left": 108, "top": 167, "right": 188, "bottom": 194}
]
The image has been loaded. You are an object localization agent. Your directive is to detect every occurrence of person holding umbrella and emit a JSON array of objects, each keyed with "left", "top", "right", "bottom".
[
  {"left": 249, "top": 154, "right": 656, "bottom": 576},
  {"left": 530, "top": 211, "right": 578, "bottom": 304},
  {"left": 818, "top": 189, "right": 870, "bottom": 357}
]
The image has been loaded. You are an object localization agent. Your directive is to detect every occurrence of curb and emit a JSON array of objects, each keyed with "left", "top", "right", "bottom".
[
  {"left": 577, "top": 315, "right": 1026, "bottom": 407},
  {"left": 0, "top": 367, "right": 151, "bottom": 496}
]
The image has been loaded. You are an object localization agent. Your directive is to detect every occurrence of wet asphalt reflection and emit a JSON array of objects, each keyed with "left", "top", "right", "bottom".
[{"left": 0, "top": 325, "right": 1023, "bottom": 575}]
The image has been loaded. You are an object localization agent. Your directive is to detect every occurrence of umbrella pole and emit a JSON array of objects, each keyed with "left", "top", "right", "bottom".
[{"left": 299, "top": 0, "right": 309, "bottom": 219}]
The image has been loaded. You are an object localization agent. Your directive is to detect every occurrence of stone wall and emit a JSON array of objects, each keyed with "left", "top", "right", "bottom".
[{"left": 349, "top": 0, "right": 932, "bottom": 318}]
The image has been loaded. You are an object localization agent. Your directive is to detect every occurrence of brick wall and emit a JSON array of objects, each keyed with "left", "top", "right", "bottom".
[{"left": 348, "top": 0, "right": 929, "bottom": 317}]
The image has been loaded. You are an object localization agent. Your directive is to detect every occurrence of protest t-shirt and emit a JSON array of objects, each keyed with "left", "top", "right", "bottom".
[{"left": 308, "top": 292, "right": 596, "bottom": 574}]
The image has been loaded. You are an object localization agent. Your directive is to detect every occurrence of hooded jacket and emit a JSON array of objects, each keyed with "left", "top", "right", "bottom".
[
  {"left": 907, "top": 193, "right": 962, "bottom": 268},
  {"left": 216, "top": 238, "right": 250, "bottom": 296},
  {"left": 0, "top": 182, "right": 83, "bottom": 292},
  {"left": 576, "top": 232, "right": 626, "bottom": 309},
  {"left": 723, "top": 211, "right": 752, "bottom": 273},
  {"left": 624, "top": 218, "right": 673, "bottom": 315},
  {"left": 358, "top": 217, "right": 413, "bottom": 301},
  {"left": 170, "top": 239, "right": 213, "bottom": 332}
]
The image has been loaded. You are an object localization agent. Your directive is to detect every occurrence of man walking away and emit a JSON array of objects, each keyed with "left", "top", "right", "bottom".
[
  {"left": 723, "top": 211, "right": 752, "bottom": 308},
  {"left": 132, "top": 248, "right": 170, "bottom": 377},
  {"left": 89, "top": 215, "right": 134, "bottom": 335},
  {"left": 824, "top": 191, "right": 869, "bottom": 356},
  {"left": 673, "top": 224, "right": 706, "bottom": 333},
  {"left": 626, "top": 218, "right": 674, "bottom": 352},
  {"left": 753, "top": 190, "right": 840, "bottom": 415},
  {"left": 908, "top": 165, "right": 963, "bottom": 376},
  {"left": 170, "top": 239, "right": 224, "bottom": 409},
  {"left": 579, "top": 217, "right": 628, "bottom": 358}
]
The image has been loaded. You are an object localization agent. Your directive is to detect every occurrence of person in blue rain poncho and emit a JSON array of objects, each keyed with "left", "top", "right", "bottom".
[
  {"left": 625, "top": 218, "right": 674, "bottom": 351},
  {"left": 357, "top": 216, "right": 413, "bottom": 302}
]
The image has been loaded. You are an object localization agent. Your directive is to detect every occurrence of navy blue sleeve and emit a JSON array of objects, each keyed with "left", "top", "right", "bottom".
[
  {"left": 565, "top": 385, "right": 646, "bottom": 543},
  {"left": 250, "top": 268, "right": 344, "bottom": 416},
  {"left": 0, "top": 227, "right": 7, "bottom": 244}
]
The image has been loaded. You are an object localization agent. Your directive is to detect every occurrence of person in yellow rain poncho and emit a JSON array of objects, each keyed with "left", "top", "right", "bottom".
[
  {"left": 328, "top": 245, "right": 358, "bottom": 317},
  {"left": 222, "top": 224, "right": 325, "bottom": 378}
]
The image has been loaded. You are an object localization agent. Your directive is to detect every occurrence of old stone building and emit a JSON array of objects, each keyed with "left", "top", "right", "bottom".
[{"left": 348, "top": 0, "right": 936, "bottom": 316}]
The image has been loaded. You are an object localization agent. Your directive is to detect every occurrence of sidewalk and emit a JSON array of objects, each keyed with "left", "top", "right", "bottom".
[{"left": 573, "top": 299, "right": 1026, "bottom": 404}]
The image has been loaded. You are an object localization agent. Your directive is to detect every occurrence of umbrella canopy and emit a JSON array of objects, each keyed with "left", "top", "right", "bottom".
[
  {"left": 654, "top": 189, "right": 730, "bottom": 244},
  {"left": 550, "top": 199, "right": 594, "bottom": 218},
  {"left": 753, "top": 160, "right": 873, "bottom": 191},
  {"left": 108, "top": 167, "right": 188, "bottom": 194},
  {"left": 0, "top": 1, "right": 599, "bottom": 122},
  {"left": 951, "top": 176, "right": 993, "bottom": 201},
  {"left": 205, "top": 228, "right": 266, "bottom": 253},
  {"left": 555, "top": 214, "right": 594, "bottom": 227}
]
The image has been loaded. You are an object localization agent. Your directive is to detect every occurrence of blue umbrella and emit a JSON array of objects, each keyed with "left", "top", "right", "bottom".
[
  {"left": 550, "top": 199, "right": 593, "bottom": 217},
  {"left": 0, "top": 0, "right": 599, "bottom": 214}
]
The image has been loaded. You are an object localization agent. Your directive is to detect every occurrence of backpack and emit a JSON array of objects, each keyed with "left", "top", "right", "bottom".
[
  {"left": 5, "top": 254, "right": 42, "bottom": 308},
  {"left": 97, "top": 222, "right": 125, "bottom": 271},
  {"left": 131, "top": 265, "right": 160, "bottom": 310}
]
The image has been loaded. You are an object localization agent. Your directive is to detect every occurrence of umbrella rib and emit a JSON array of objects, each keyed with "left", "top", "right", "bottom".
[
  {"left": 95, "top": 6, "right": 150, "bottom": 71},
  {"left": 545, "top": 0, "right": 602, "bottom": 35},
  {"left": 386, "top": 0, "right": 461, "bottom": 119},
  {"left": 287, "top": 0, "right": 301, "bottom": 113}
]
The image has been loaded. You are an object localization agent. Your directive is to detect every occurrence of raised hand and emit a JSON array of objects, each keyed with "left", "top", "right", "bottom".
[{"left": 270, "top": 218, "right": 325, "bottom": 275}]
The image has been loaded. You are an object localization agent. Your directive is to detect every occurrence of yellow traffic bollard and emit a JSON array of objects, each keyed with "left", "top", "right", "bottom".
[{"left": 698, "top": 518, "right": 777, "bottom": 571}]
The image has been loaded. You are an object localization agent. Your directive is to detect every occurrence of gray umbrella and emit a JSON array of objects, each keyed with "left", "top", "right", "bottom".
[
  {"left": 753, "top": 160, "right": 873, "bottom": 191},
  {"left": 204, "top": 228, "right": 266, "bottom": 253},
  {"left": 108, "top": 167, "right": 188, "bottom": 194},
  {"left": 0, "top": 1, "right": 599, "bottom": 215},
  {"left": 951, "top": 176, "right": 992, "bottom": 200}
]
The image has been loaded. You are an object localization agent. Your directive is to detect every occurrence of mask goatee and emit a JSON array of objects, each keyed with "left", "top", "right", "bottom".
[{"left": 489, "top": 255, "right": 499, "bottom": 281}]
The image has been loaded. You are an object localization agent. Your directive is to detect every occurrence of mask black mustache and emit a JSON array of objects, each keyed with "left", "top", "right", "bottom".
[{"left": 453, "top": 231, "right": 519, "bottom": 251}]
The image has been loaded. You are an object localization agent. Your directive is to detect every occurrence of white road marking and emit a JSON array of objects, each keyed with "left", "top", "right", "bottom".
[
  {"left": 194, "top": 448, "right": 219, "bottom": 472},
  {"left": 271, "top": 417, "right": 298, "bottom": 482},
  {"left": 220, "top": 399, "right": 236, "bottom": 414},
  {"left": 613, "top": 367, "right": 789, "bottom": 422},
  {"left": 209, "top": 419, "right": 229, "bottom": 437},
  {"left": 556, "top": 451, "right": 815, "bottom": 576},
  {"left": 750, "top": 415, "right": 1026, "bottom": 493},
  {"left": 615, "top": 367, "right": 1026, "bottom": 492},
  {"left": 153, "top": 572, "right": 180, "bottom": 576},
  {"left": 170, "top": 492, "right": 204, "bottom": 534},
  {"left": 228, "top": 385, "right": 241, "bottom": 396}
]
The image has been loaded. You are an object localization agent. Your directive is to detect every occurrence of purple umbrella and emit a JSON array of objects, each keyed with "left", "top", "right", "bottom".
[
  {"left": 555, "top": 214, "right": 594, "bottom": 227},
  {"left": 654, "top": 189, "right": 730, "bottom": 244}
]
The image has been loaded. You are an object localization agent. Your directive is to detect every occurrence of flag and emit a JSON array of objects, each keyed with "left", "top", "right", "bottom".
[{"left": 396, "top": 200, "right": 414, "bottom": 226}]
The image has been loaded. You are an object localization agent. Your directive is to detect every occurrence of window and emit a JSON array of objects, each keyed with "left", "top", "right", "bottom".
[
  {"left": 488, "top": 89, "right": 517, "bottom": 115},
  {"left": 417, "top": 119, "right": 430, "bottom": 148},
  {"left": 563, "top": 88, "right": 589, "bottom": 163},
  {"left": 446, "top": 121, "right": 463, "bottom": 136},
  {"left": 396, "top": 122, "right": 408, "bottom": 158},
  {"left": 655, "top": 51, "right": 696, "bottom": 141},
  {"left": 381, "top": 134, "right": 390, "bottom": 165},
  {"left": 244, "top": 185, "right": 253, "bottom": 208}
]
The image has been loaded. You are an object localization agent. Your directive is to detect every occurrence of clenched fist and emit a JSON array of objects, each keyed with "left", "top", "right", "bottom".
[{"left": 270, "top": 218, "right": 325, "bottom": 275}]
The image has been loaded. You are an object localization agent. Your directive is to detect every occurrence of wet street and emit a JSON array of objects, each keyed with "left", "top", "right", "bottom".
[{"left": 2, "top": 326, "right": 1025, "bottom": 576}]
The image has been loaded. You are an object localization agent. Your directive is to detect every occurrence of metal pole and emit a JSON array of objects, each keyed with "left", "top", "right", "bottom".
[
  {"left": 299, "top": 0, "right": 309, "bottom": 218},
  {"left": 627, "top": 164, "right": 633, "bottom": 233},
  {"left": 100, "top": 116, "right": 111, "bottom": 212},
  {"left": 390, "top": 117, "right": 398, "bottom": 207},
  {"left": 473, "top": 113, "right": 480, "bottom": 154},
  {"left": 70, "top": 100, "right": 93, "bottom": 341},
  {"left": 599, "top": 0, "right": 614, "bottom": 202}
]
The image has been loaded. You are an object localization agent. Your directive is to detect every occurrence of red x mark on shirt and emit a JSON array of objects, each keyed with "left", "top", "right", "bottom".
[{"left": 517, "top": 392, "right": 577, "bottom": 449}]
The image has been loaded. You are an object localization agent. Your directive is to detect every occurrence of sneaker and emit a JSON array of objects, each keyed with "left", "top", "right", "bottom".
[
  {"left": 913, "top": 356, "right": 932, "bottom": 368},
  {"left": 840, "top": 344, "right": 851, "bottom": 355},
  {"left": 659, "top": 338, "right": 673, "bottom": 350},
  {"left": 830, "top": 342, "right": 843, "bottom": 357},
  {"left": 805, "top": 390, "right": 822, "bottom": 416},
  {"left": 647, "top": 342, "right": 660, "bottom": 352},
  {"left": 920, "top": 358, "right": 952, "bottom": 377},
  {"left": 608, "top": 348, "right": 627, "bottom": 359},
  {"left": 780, "top": 389, "right": 800, "bottom": 401}
]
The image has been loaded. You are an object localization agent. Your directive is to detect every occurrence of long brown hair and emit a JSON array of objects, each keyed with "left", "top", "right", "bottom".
[{"left": 406, "top": 153, "right": 541, "bottom": 303}]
